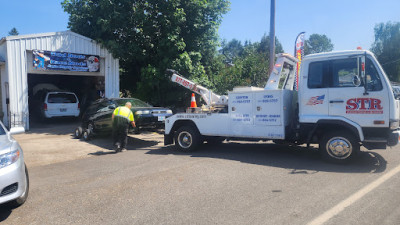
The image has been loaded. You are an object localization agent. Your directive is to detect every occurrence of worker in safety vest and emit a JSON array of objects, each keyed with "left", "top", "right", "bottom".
[{"left": 112, "top": 102, "right": 136, "bottom": 152}]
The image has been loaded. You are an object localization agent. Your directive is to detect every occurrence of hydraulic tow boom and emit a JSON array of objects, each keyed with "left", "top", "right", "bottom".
[{"left": 167, "top": 69, "right": 228, "bottom": 106}]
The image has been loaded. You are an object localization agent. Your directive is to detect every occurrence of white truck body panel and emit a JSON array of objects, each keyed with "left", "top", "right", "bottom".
[{"left": 166, "top": 89, "right": 293, "bottom": 139}]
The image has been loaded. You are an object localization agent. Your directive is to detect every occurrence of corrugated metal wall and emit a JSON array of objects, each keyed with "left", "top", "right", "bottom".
[{"left": 3, "top": 31, "right": 119, "bottom": 129}]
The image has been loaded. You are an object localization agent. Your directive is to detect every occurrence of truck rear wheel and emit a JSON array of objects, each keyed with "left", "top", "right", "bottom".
[
  {"left": 319, "top": 131, "right": 359, "bottom": 163},
  {"left": 174, "top": 126, "right": 201, "bottom": 151}
]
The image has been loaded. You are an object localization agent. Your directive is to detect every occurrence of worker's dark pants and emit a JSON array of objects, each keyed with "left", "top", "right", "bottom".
[{"left": 113, "top": 124, "right": 129, "bottom": 149}]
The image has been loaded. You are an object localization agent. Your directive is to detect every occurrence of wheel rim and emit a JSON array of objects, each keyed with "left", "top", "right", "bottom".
[
  {"left": 88, "top": 123, "right": 94, "bottom": 133},
  {"left": 326, "top": 137, "right": 352, "bottom": 159},
  {"left": 178, "top": 131, "right": 192, "bottom": 149},
  {"left": 75, "top": 129, "right": 80, "bottom": 137},
  {"left": 83, "top": 132, "right": 88, "bottom": 140}
]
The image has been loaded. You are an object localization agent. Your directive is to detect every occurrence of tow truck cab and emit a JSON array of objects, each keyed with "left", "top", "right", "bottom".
[{"left": 299, "top": 50, "right": 400, "bottom": 150}]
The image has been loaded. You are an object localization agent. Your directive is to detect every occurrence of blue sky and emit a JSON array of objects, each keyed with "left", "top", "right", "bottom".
[{"left": 1, "top": 0, "right": 400, "bottom": 53}]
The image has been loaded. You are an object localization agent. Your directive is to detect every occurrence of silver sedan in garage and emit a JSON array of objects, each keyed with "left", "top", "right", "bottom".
[{"left": 0, "top": 122, "right": 29, "bottom": 207}]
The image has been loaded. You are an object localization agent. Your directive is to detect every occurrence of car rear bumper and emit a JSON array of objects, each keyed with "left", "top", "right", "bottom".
[
  {"left": 136, "top": 114, "right": 172, "bottom": 129},
  {"left": 44, "top": 110, "right": 80, "bottom": 118},
  {"left": 0, "top": 158, "right": 27, "bottom": 205}
]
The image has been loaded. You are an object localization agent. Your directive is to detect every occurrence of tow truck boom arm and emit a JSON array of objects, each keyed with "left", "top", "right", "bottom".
[{"left": 168, "top": 69, "right": 228, "bottom": 106}]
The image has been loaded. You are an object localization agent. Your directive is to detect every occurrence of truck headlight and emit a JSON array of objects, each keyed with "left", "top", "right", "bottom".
[
  {"left": 166, "top": 110, "right": 173, "bottom": 114},
  {"left": 135, "top": 110, "right": 150, "bottom": 115},
  {"left": 0, "top": 149, "right": 20, "bottom": 169}
]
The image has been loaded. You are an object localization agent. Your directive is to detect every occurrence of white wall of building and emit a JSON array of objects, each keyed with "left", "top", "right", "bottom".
[{"left": 0, "top": 31, "right": 120, "bottom": 129}]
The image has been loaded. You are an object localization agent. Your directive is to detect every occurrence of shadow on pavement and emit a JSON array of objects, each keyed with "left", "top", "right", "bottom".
[
  {"left": 87, "top": 135, "right": 159, "bottom": 156},
  {"left": 146, "top": 141, "right": 387, "bottom": 174},
  {"left": 0, "top": 204, "right": 15, "bottom": 222},
  {"left": 24, "top": 117, "right": 81, "bottom": 136}
]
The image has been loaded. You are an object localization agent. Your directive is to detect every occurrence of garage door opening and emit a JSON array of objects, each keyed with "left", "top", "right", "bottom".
[{"left": 28, "top": 74, "right": 104, "bottom": 126}]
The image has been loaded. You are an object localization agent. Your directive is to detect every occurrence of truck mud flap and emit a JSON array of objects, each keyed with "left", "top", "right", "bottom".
[{"left": 164, "top": 134, "right": 173, "bottom": 145}]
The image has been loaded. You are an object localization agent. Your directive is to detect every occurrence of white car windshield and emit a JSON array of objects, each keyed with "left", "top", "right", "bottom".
[{"left": 48, "top": 93, "right": 78, "bottom": 103}]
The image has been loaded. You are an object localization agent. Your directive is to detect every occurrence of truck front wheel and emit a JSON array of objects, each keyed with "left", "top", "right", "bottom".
[
  {"left": 174, "top": 126, "right": 201, "bottom": 152},
  {"left": 319, "top": 131, "right": 359, "bottom": 163}
]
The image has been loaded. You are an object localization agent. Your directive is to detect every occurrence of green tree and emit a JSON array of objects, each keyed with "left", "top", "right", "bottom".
[
  {"left": 220, "top": 38, "right": 244, "bottom": 63},
  {"left": 62, "top": 0, "right": 229, "bottom": 107},
  {"left": 8, "top": 27, "right": 19, "bottom": 36},
  {"left": 371, "top": 22, "right": 400, "bottom": 81},
  {"left": 212, "top": 34, "right": 284, "bottom": 94},
  {"left": 304, "top": 34, "right": 334, "bottom": 55}
]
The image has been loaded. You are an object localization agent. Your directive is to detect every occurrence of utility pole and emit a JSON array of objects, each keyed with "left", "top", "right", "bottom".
[{"left": 268, "top": 0, "right": 275, "bottom": 75}]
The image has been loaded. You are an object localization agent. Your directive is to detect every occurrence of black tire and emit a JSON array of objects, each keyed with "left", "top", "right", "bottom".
[
  {"left": 9, "top": 165, "right": 29, "bottom": 207},
  {"left": 82, "top": 129, "right": 91, "bottom": 141},
  {"left": 87, "top": 122, "right": 95, "bottom": 134},
  {"left": 134, "top": 128, "right": 141, "bottom": 134},
  {"left": 319, "top": 130, "right": 359, "bottom": 163},
  {"left": 174, "top": 126, "right": 201, "bottom": 152},
  {"left": 74, "top": 126, "right": 83, "bottom": 139}
]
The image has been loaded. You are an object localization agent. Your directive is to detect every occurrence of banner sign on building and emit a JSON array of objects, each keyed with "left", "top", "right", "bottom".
[
  {"left": 33, "top": 50, "right": 100, "bottom": 72},
  {"left": 294, "top": 32, "right": 305, "bottom": 91}
]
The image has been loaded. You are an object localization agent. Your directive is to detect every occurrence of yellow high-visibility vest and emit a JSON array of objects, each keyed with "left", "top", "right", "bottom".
[{"left": 113, "top": 106, "right": 134, "bottom": 122}]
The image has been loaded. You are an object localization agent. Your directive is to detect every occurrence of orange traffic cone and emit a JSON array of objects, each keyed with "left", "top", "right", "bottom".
[{"left": 190, "top": 93, "right": 197, "bottom": 108}]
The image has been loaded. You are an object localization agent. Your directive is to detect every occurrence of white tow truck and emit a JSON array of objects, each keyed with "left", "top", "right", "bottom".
[{"left": 165, "top": 50, "right": 400, "bottom": 163}]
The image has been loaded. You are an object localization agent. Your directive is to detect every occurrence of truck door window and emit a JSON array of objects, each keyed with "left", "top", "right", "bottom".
[
  {"left": 331, "top": 58, "right": 359, "bottom": 88},
  {"left": 365, "top": 58, "right": 383, "bottom": 91},
  {"left": 308, "top": 61, "right": 329, "bottom": 88}
]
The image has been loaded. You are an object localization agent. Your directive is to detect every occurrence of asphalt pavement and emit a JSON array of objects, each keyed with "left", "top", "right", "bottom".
[{"left": 1, "top": 124, "right": 400, "bottom": 225}]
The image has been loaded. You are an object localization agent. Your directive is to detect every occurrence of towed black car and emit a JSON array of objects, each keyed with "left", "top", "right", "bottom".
[{"left": 75, "top": 98, "right": 173, "bottom": 140}]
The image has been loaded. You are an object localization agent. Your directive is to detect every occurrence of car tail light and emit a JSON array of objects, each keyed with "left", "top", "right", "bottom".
[
  {"left": 78, "top": 103, "right": 80, "bottom": 109},
  {"left": 44, "top": 103, "right": 48, "bottom": 111}
]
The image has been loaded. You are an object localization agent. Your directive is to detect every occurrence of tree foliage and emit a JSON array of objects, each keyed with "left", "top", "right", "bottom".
[
  {"left": 62, "top": 0, "right": 229, "bottom": 107},
  {"left": 371, "top": 22, "right": 400, "bottom": 81},
  {"left": 304, "top": 33, "right": 334, "bottom": 55},
  {"left": 8, "top": 27, "right": 19, "bottom": 36},
  {"left": 211, "top": 35, "right": 284, "bottom": 94}
]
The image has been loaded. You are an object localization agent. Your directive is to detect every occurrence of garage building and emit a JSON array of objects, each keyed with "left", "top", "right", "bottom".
[{"left": 0, "top": 31, "right": 120, "bottom": 130}]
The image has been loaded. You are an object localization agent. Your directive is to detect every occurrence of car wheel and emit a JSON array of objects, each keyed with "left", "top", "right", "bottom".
[
  {"left": 174, "top": 126, "right": 201, "bottom": 152},
  {"left": 319, "top": 131, "right": 359, "bottom": 163},
  {"left": 9, "top": 165, "right": 29, "bottom": 207},
  {"left": 133, "top": 127, "right": 140, "bottom": 134},
  {"left": 87, "top": 122, "right": 95, "bottom": 134},
  {"left": 82, "top": 129, "right": 91, "bottom": 141},
  {"left": 74, "top": 126, "right": 83, "bottom": 139}
]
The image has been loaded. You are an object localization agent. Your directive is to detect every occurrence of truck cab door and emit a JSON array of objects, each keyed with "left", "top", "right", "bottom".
[
  {"left": 328, "top": 56, "right": 389, "bottom": 128},
  {"left": 299, "top": 60, "right": 330, "bottom": 121}
]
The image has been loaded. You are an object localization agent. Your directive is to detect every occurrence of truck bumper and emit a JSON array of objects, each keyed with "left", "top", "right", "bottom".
[
  {"left": 363, "top": 130, "right": 400, "bottom": 150},
  {"left": 164, "top": 134, "right": 173, "bottom": 146}
]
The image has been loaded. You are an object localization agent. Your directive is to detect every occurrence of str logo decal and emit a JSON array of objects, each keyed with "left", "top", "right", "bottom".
[{"left": 346, "top": 98, "right": 383, "bottom": 114}]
